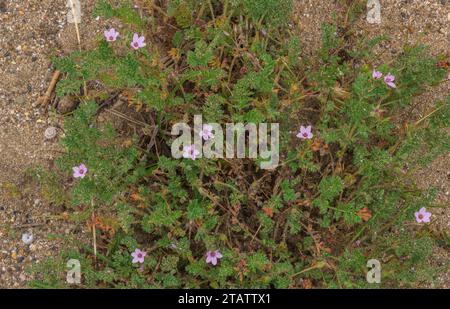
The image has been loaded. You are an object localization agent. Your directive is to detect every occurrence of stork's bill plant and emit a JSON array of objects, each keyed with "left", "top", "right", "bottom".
[{"left": 30, "top": 0, "right": 449, "bottom": 288}]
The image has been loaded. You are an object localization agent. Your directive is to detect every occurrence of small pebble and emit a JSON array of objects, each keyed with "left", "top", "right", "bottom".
[
  {"left": 22, "top": 232, "right": 34, "bottom": 245},
  {"left": 15, "top": 95, "right": 26, "bottom": 105},
  {"left": 0, "top": 0, "right": 6, "bottom": 13}
]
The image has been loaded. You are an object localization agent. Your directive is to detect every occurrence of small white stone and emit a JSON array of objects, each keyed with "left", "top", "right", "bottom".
[{"left": 22, "top": 232, "right": 33, "bottom": 245}]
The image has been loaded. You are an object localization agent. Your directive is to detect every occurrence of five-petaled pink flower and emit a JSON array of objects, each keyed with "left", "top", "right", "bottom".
[
  {"left": 131, "top": 248, "right": 147, "bottom": 264},
  {"left": 384, "top": 73, "right": 396, "bottom": 88},
  {"left": 415, "top": 207, "right": 431, "bottom": 224},
  {"left": 104, "top": 28, "right": 119, "bottom": 42},
  {"left": 182, "top": 144, "right": 200, "bottom": 160},
  {"left": 72, "top": 163, "right": 88, "bottom": 179},
  {"left": 205, "top": 250, "right": 223, "bottom": 266},
  {"left": 131, "top": 33, "right": 146, "bottom": 50},
  {"left": 296, "top": 125, "right": 313, "bottom": 140},
  {"left": 372, "top": 70, "right": 382, "bottom": 79},
  {"left": 199, "top": 124, "right": 214, "bottom": 141}
]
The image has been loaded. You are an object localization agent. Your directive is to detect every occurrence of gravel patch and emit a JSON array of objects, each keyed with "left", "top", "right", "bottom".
[{"left": 0, "top": 0, "right": 98, "bottom": 288}]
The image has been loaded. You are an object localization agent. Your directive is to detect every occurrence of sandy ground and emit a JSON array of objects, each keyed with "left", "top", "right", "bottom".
[
  {"left": 0, "top": 0, "right": 100, "bottom": 288},
  {"left": 0, "top": 0, "right": 449, "bottom": 288}
]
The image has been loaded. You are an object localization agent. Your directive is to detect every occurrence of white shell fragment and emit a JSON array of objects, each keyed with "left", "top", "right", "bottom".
[
  {"left": 22, "top": 232, "right": 34, "bottom": 245},
  {"left": 44, "top": 126, "right": 57, "bottom": 140}
]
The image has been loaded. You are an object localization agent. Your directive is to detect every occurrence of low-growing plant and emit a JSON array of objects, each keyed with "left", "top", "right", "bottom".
[{"left": 33, "top": 0, "right": 449, "bottom": 288}]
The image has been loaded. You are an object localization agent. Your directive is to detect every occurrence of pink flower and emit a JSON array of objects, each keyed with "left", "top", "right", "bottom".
[
  {"left": 372, "top": 70, "right": 382, "bottom": 79},
  {"left": 384, "top": 73, "right": 396, "bottom": 88},
  {"left": 199, "top": 124, "right": 214, "bottom": 141},
  {"left": 205, "top": 250, "right": 223, "bottom": 266},
  {"left": 72, "top": 163, "right": 88, "bottom": 179},
  {"left": 104, "top": 28, "right": 119, "bottom": 42},
  {"left": 131, "top": 248, "right": 147, "bottom": 264},
  {"left": 415, "top": 207, "right": 431, "bottom": 223},
  {"left": 296, "top": 125, "right": 313, "bottom": 140},
  {"left": 182, "top": 145, "right": 200, "bottom": 160},
  {"left": 131, "top": 33, "right": 146, "bottom": 50}
]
